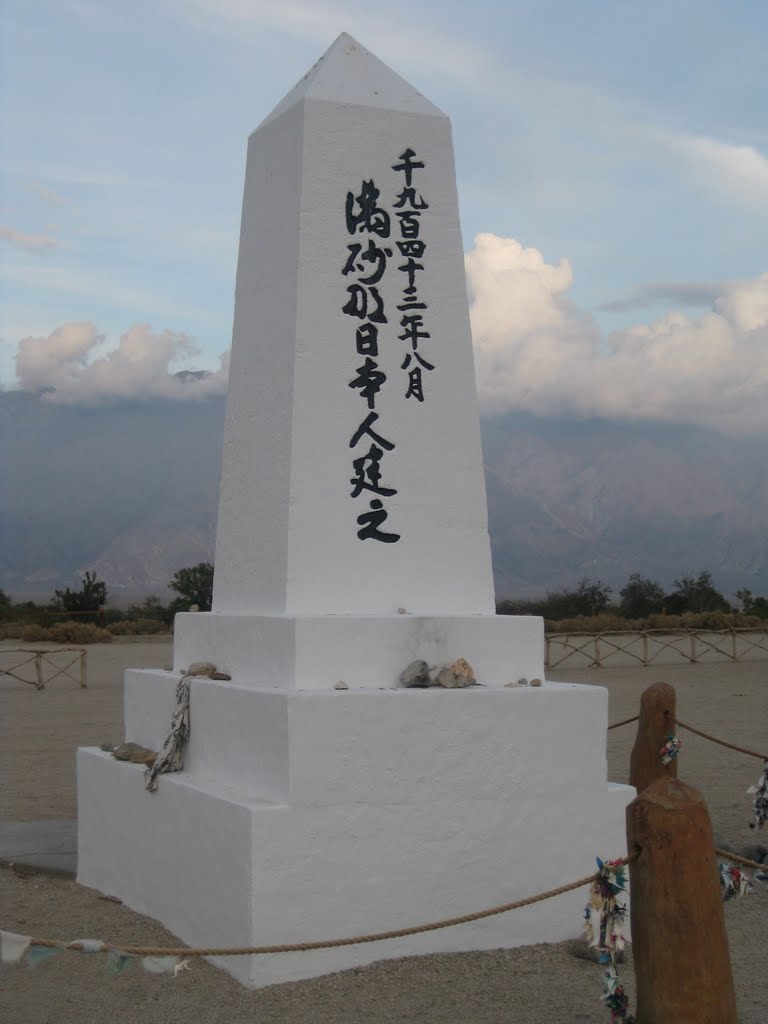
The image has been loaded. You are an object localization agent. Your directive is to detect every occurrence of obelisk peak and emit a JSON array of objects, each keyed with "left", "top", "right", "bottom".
[{"left": 256, "top": 32, "right": 446, "bottom": 132}]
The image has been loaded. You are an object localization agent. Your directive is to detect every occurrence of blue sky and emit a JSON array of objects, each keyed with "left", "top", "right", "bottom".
[{"left": 1, "top": 1, "right": 767, "bottom": 433}]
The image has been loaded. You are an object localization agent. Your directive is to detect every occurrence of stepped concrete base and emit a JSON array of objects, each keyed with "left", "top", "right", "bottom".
[
  {"left": 77, "top": 681, "right": 634, "bottom": 988},
  {"left": 172, "top": 612, "right": 545, "bottom": 690}
]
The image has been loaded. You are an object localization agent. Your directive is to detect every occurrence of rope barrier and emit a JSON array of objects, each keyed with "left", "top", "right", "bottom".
[
  {"left": 676, "top": 720, "right": 767, "bottom": 761},
  {"left": 607, "top": 714, "right": 639, "bottom": 731},
  {"left": 28, "top": 853, "right": 639, "bottom": 958},
  {"left": 714, "top": 848, "right": 767, "bottom": 871}
]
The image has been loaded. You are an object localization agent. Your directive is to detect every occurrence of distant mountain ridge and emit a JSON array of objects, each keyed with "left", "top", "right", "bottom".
[{"left": 1, "top": 390, "right": 765, "bottom": 602}]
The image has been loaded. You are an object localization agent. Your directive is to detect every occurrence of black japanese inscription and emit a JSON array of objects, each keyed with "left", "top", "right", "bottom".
[
  {"left": 342, "top": 240, "right": 392, "bottom": 285},
  {"left": 350, "top": 445, "right": 398, "bottom": 498},
  {"left": 392, "top": 148, "right": 434, "bottom": 401},
  {"left": 343, "top": 173, "right": 401, "bottom": 541},
  {"left": 355, "top": 323, "right": 379, "bottom": 356},
  {"left": 343, "top": 284, "right": 387, "bottom": 323},
  {"left": 391, "top": 149, "right": 424, "bottom": 186},
  {"left": 349, "top": 357, "right": 387, "bottom": 409},
  {"left": 349, "top": 411, "right": 395, "bottom": 451},
  {"left": 357, "top": 499, "right": 401, "bottom": 543},
  {"left": 346, "top": 181, "right": 391, "bottom": 237}
]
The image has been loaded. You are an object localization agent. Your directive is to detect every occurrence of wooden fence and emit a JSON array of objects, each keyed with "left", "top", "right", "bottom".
[
  {"left": 0, "top": 647, "right": 87, "bottom": 689},
  {"left": 545, "top": 628, "right": 768, "bottom": 670}
]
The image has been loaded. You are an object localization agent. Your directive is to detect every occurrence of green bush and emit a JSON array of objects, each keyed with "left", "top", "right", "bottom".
[
  {"left": 48, "top": 621, "right": 112, "bottom": 644},
  {"left": 107, "top": 618, "right": 169, "bottom": 636}
]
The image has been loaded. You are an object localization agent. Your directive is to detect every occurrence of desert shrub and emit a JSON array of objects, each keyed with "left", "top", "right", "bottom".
[
  {"left": 545, "top": 613, "right": 632, "bottom": 634},
  {"left": 48, "top": 621, "right": 112, "bottom": 644},
  {"left": 0, "top": 621, "right": 26, "bottom": 640},
  {"left": 645, "top": 614, "right": 682, "bottom": 631},
  {"left": 20, "top": 624, "right": 53, "bottom": 642},
  {"left": 107, "top": 618, "right": 168, "bottom": 636}
]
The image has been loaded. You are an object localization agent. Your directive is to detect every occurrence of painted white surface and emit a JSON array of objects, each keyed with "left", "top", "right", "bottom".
[
  {"left": 123, "top": 672, "right": 614, "bottom": 807},
  {"left": 77, "top": 34, "right": 633, "bottom": 990},
  {"left": 173, "top": 612, "right": 544, "bottom": 689},
  {"left": 79, "top": 681, "right": 634, "bottom": 989},
  {"left": 213, "top": 33, "right": 494, "bottom": 616}
]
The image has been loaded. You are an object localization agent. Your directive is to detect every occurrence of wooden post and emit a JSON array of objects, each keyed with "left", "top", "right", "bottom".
[
  {"left": 731, "top": 629, "right": 738, "bottom": 662},
  {"left": 629, "top": 681, "right": 677, "bottom": 794},
  {"left": 594, "top": 634, "right": 602, "bottom": 668},
  {"left": 34, "top": 653, "right": 45, "bottom": 691},
  {"left": 690, "top": 631, "right": 697, "bottom": 663},
  {"left": 627, "top": 778, "right": 738, "bottom": 1023},
  {"left": 80, "top": 649, "right": 88, "bottom": 688},
  {"left": 642, "top": 632, "right": 649, "bottom": 666}
]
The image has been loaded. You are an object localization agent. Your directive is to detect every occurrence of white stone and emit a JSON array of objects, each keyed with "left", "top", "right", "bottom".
[
  {"left": 77, "top": 32, "right": 634, "bottom": 990},
  {"left": 79, "top": 677, "right": 632, "bottom": 987}
]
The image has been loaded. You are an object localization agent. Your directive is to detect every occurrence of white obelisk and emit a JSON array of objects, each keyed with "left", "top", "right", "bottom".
[
  {"left": 213, "top": 32, "right": 493, "bottom": 618},
  {"left": 77, "top": 34, "right": 633, "bottom": 989}
]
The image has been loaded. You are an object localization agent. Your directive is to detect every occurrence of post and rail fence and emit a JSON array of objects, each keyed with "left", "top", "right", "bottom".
[
  {"left": 545, "top": 627, "right": 768, "bottom": 670},
  {"left": 0, "top": 647, "right": 87, "bottom": 689}
]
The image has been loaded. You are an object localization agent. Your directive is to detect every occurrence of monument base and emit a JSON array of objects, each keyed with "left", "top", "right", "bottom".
[
  {"left": 171, "top": 611, "right": 545, "bottom": 690},
  {"left": 77, "top": 678, "right": 634, "bottom": 988}
]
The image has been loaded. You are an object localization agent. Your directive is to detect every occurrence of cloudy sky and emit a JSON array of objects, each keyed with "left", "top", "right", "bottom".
[{"left": 1, "top": 0, "right": 767, "bottom": 434}]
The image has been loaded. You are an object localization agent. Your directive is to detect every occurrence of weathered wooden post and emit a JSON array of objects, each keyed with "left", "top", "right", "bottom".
[
  {"left": 627, "top": 778, "right": 738, "bottom": 1023},
  {"left": 629, "top": 681, "right": 677, "bottom": 793},
  {"left": 34, "top": 652, "right": 44, "bottom": 690}
]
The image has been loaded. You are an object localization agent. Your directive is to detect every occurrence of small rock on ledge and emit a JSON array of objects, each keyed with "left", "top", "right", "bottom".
[
  {"left": 185, "top": 661, "right": 218, "bottom": 678},
  {"left": 399, "top": 660, "right": 430, "bottom": 687},
  {"left": 112, "top": 742, "right": 157, "bottom": 767},
  {"left": 433, "top": 657, "right": 476, "bottom": 688}
]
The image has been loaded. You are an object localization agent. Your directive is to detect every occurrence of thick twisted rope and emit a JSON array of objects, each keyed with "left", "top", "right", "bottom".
[
  {"left": 714, "top": 848, "right": 766, "bottom": 871},
  {"left": 676, "top": 720, "right": 767, "bottom": 761},
  {"left": 30, "top": 854, "right": 639, "bottom": 958},
  {"left": 607, "top": 714, "right": 639, "bottom": 731}
]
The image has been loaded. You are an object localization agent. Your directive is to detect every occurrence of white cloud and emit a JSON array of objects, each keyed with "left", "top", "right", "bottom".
[
  {"left": 0, "top": 224, "right": 58, "bottom": 251},
  {"left": 15, "top": 322, "right": 228, "bottom": 402},
  {"left": 467, "top": 233, "right": 768, "bottom": 435},
  {"left": 11, "top": 239, "right": 768, "bottom": 434},
  {"left": 662, "top": 133, "right": 768, "bottom": 207}
]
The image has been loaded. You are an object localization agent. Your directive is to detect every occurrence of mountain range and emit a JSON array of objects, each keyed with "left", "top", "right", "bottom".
[{"left": 1, "top": 390, "right": 765, "bottom": 603}]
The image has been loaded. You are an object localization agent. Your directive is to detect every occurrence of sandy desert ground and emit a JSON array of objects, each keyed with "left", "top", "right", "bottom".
[{"left": 1, "top": 639, "right": 766, "bottom": 1023}]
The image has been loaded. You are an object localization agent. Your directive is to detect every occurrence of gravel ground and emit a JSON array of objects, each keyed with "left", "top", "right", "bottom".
[{"left": 1, "top": 642, "right": 766, "bottom": 1023}]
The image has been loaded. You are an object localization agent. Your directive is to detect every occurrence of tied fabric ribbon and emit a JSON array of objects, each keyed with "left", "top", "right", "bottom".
[
  {"left": 747, "top": 760, "right": 767, "bottom": 831},
  {"left": 583, "top": 858, "right": 629, "bottom": 960},
  {"left": 145, "top": 674, "right": 191, "bottom": 792},
  {"left": 0, "top": 930, "right": 32, "bottom": 964},
  {"left": 659, "top": 735, "right": 681, "bottom": 766},
  {"left": 26, "top": 946, "right": 64, "bottom": 968},
  {"left": 0, "top": 933, "right": 192, "bottom": 978},
  {"left": 67, "top": 938, "right": 105, "bottom": 953},
  {"left": 719, "top": 862, "right": 753, "bottom": 901},
  {"left": 141, "top": 956, "right": 191, "bottom": 976},
  {"left": 584, "top": 858, "right": 633, "bottom": 1022},
  {"left": 602, "top": 964, "right": 634, "bottom": 1023}
]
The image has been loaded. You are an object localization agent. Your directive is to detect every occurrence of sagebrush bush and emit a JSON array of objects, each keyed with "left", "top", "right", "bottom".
[
  {"left": 545, "top": 611, "right": 766, "bottom": 634},
  {"left": 0, "top": 622, "right": 25, "bottom": 640},
  {"left": 107, "top": 618, "right": 168, "bottom": 636},
  {"left": 20, "top": 624, "right": 53, "bottom": 642},
  {"left": 48, "top": 621, "right": 112, "bottom": 644}
]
